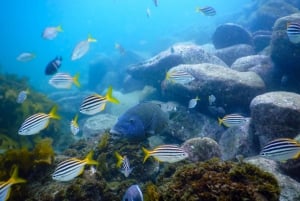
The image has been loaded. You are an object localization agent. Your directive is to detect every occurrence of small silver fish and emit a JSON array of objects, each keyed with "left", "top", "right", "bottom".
[
  {"left": 208, "top": 94, "right": 216, "bottom": 106},
  {"left": 16, "top": 90, "right": 29, "bottom": 104},
  {"left": 115, "top": 152, "right": 133, "bottom": 177},
  {"left": 71, "top": 34, "right": 97, "bottom": 61},
  {"left": 16, "top": 52, "right": 36, "bottom": 62},
  {"left": 188, "top": 96, "right": 200, "bottom": 109},
  {"left": 42, "top": 25, "right": 63, "bottom": 40},
  {"left": 196, "top": 6, "right": 216, "bottom": 16},
  {"left": 70, "top": 114, "right": 79, "bottom": 135}
]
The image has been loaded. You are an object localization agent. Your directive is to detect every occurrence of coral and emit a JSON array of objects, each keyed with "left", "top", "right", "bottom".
[
  {"left": 97, "top": 130, "right": 110, "bottom": 151},
  {"left": 144, "top": 182, "right": 161, "bottom": 201},
  {"left": 157, "top": 158, "right": 280, "bottom": 201}
]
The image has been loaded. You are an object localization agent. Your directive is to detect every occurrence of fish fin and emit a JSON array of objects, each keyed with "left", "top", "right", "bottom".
[
  {"left": 5, "top": 188, "right": 12, "bottom": 201},
  {"left": 73, "top": 114, "right": 79, "bottom": 125},
  {"left": 115, "top": 151, "right": 124, "bottom": 168},
  {"left": 8, "top": 166, "right": 26, "bottom": 185},
  {"left": 142, "top": 147, "right": 151, "bottom": 163},
  {"left": 218, "top": 117, "right": 223, "bottom": 126},
  {"left": 49, "top": 105, "right": 61, "bottom": 120},
  {"left": 87, "top": 34, "right": 97, "bottom": 42},
  {"left": 72, "top": 73, "right": 81, "bottom": 88},
  {"left": 84, "top": 151, "right": 99, "bottom": 166},
  {"left": 105, "top": 86, "right": 120, "bottom": 104},
  {"left": 25, "top": 88, "right": 30, "bottom": 94},
  {"left": 195, "top": 7, "right": 201, "bottom": 13},
  {"left": 196, "top": 96, "right": 200, "bottom": 101},
  {"left": 100, "top": 103, "right": 106, "bottom": 111},
  {"left": 56, "top": 25, "right": 63, "bottom": 32}
]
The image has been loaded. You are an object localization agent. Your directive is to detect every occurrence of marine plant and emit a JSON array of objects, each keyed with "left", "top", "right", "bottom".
[
  {"left": 0, "top": 72, "right": 63, "bottom": 148},
  {"left": 156, "top": 158, "right": 280, "bottom": 201}
]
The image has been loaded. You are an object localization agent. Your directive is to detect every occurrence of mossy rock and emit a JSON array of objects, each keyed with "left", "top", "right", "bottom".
[{"left": 156, "top": 158, "right": 280, "bottom": 201}]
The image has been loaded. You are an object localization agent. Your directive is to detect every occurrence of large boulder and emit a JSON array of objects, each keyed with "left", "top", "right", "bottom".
[
  {"left": 127, "top": 43, "right": 227, "bottom": 87},
  {"left": 163, "top": 63, "right": 265, "bottom": 113},
  {"left": 214, "top": 44, "right": 255, "bottom": 66},
  {"left": 181, "top": 137, "right": 221, "bottom": 162},
  {"left": 246, "top": 156, "right": 300, "bottom": 201},
  {"left": 270, "top": 13, "right": 300, "bottom": 91},
  {"left": 212, "top": 23, "right": 253, "bottom": 49},
  {"left": 231, "top": 55, "right": 276, "bottom": 89},
  {"left": 218, "top": 118, "right": 258, "bottom": 160},
  {"left": 252, "top": 30, "right": 272, "bottom": 52},
  {"left": 250, "top": 91, "right": 300, "bottom": 147}
]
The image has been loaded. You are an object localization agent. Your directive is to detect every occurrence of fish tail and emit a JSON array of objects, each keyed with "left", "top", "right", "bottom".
[
  {"left": 49, "top": 105, "right": 61, "bottom": 120},
  {"left": 196, "top": 96, "right": 200, "bottom": 101},
  {"left": 218, "top": 117, "right": 223, "bottom": 126},
  {"left": 84, "top": 151, "right": 99, "bottom": 165},
  {"left": 73, "top": 73, "right": 81, "bottom": 88},
  {"left": 87, "top": 34, "right": 97, "bottom": 42},
  {"left": 105, "top": 86, "right": 120, "bottom": 104},
  {"left": 8, "top": 166, "right": 26, "bottom": 185},
  {"left": 142, "top": 147, "right": 151, "bottom": 163},
  {"left": 165, "top": 71, "right": 171, "bottom": 80},
  {"left": 114, "top": 151, "right": 123, "bottom": 168},
  {"left": 25, "top": 88, "right": 30, "bottom": 94},
  {"left": 56, "top": 25, "right": 63, "bottom": 32},
  {"left": 73, "top": 114, "right": 79, "bottom": 124},
  {"left": 195, "top": 7, "right": 201, "bottom": 12}
]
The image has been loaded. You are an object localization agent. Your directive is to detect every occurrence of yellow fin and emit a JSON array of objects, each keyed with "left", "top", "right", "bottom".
[
  {"left": 73, "top": 114, "right": 79, "bottom": 126},
  {"left": 218, "top": 117, "right": 223, "bottom": 126},
  {"left": 115, "top": 152, "right": 124, "bottom": 168},
  {"left": 87, "top": 34, "right": 97, "bottom": 42},
  {"left": 49, "top": 105, "right": 60, "bottom": 120},
  {"left": 83, "top": 151, "right": 99, "bottom": 166},
  {"left": 142, "top": 147, "right": 151, "bottom": 163},
  {"left": 105, "top": 86, "right": 120, "bottom": 104},
  {"left": 8, "top": 166, "right": 26, "bottom": 185},
  {"left": 72, "top": 73, "right": 81, "bottom": 88},
  {"left": 56, "top": 25, "right": 63, "bottom": 32}
]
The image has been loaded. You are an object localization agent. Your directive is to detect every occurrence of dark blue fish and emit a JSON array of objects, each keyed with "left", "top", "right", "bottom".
[
  {"left": 122, "top": 185, "right": 143, "bottom": 201},
  {"left": 45, "top": 56, "right": 62, "bottom": 75},
  {"left": 110, "top": 102, "right": 168, "bottom": 141},
  {"left": 196, "top": 6, "right": 216, "bottom": 16}
]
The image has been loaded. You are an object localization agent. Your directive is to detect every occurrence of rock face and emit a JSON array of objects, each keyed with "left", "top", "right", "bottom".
[
  {"left": 246, "top": 157, "right": 300, "bottom": 201},
  {"left": 127, "top": 43, "right": 227, "bottom": 87},
  {"left": 214, "top": 44, "right": 255, "bottom": 66},
  {"left": 82, "top": 114, "right": 117, "bottom": 138},
  {"left": 219, "top": 118, "right": 258, "bottom": 160},
  {"left": 181, "top": 137, "right": 221, "bottom": 162},
  {"left": 231, "top": 55, "right": 276, "bottom": 89},
  {"left": 163, "top": 63, "right": 265, "bottom": 113},
  {"left": 212, "top": 23, "right": 253, "bottom": 49},
  {"left": 250, "top": 91, "right": 300, "bottom": 147},
  {"left": 252, "top": 30, "right": 272, "bottom": 52},
  {"left": 270, "top": 13, "right": 300, "bottom": 91}
]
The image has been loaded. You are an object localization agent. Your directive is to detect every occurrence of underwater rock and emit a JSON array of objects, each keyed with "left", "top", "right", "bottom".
[
  {"left": 231, "top": 55, "right": 276, "bottom": 89},
  {"left": 271, "top": 13, "right": 300, "bottom": 92},
  {"left": 252, "top": 30, "right": 272, "bottom": 52},
  {"left": 82, "top": 113, "right": 117, "bottom": 138},
  {"left": 246, "top": 156, "right": 300, "bottom": 201},
  {"left": 279, "top": 158, "right": 300, "bottom": 183},
  {"left": 163, "top": 63, "right": 265, "bottom": 113},
  {"left": 250, "top": 91, "right": 300, "bottom": 147},
  {"left": 127, "top": 43, "right": 227, "bottom": 88},
  {"left": 212, "top": 23, "right": 253, "bottom": 49},
  {"left": 157, "top": 158, "right": 280, "bottom": 201},
  {"left": 181, "top": 137, "right": 221, "bottom": 162},
  {"left": 214, "top": 44, "right": 255, "bottom": 66},
  {"left": 218, "top": 118, "right": 257, "bottom": 160},
  {"left": 166, "top": 105, "right": 223, "bottom": 142},
  {"left": 248, "top": 0, "right": 298, "bottom": 31}
]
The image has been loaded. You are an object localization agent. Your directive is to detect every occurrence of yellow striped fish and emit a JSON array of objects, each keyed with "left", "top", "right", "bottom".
[
  {"left": 52, "top": 151, "right": 98, "bottom": 182},
  {"left": 260, "top": 138, "right": 300, "bottom": 162},
  {"left": 0, "top": 166, "right": 26, "bottom": 201},
  {"left": 218, "top": 113, "right": 247, "bottom": 128},
  {"left": 49, "top": 72, "right": 80, "bottom": 89},
  {"left": 142, "top": 144, "right": 188, "bottom": 163},
  {"left": 18, "top": 106, "right": 60, "bottom": 135},
  {"left": 79, "top": 86, "right": 120, "bottom": 115}
]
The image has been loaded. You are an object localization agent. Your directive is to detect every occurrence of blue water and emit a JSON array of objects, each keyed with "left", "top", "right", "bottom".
[{"left": 0, "top": 0, "right": 250, "bottom": 91}]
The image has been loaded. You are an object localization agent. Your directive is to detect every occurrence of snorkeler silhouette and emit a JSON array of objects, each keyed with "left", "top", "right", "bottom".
[{"left": 45, "top": 56, "right": 62, "bottom": 75}]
